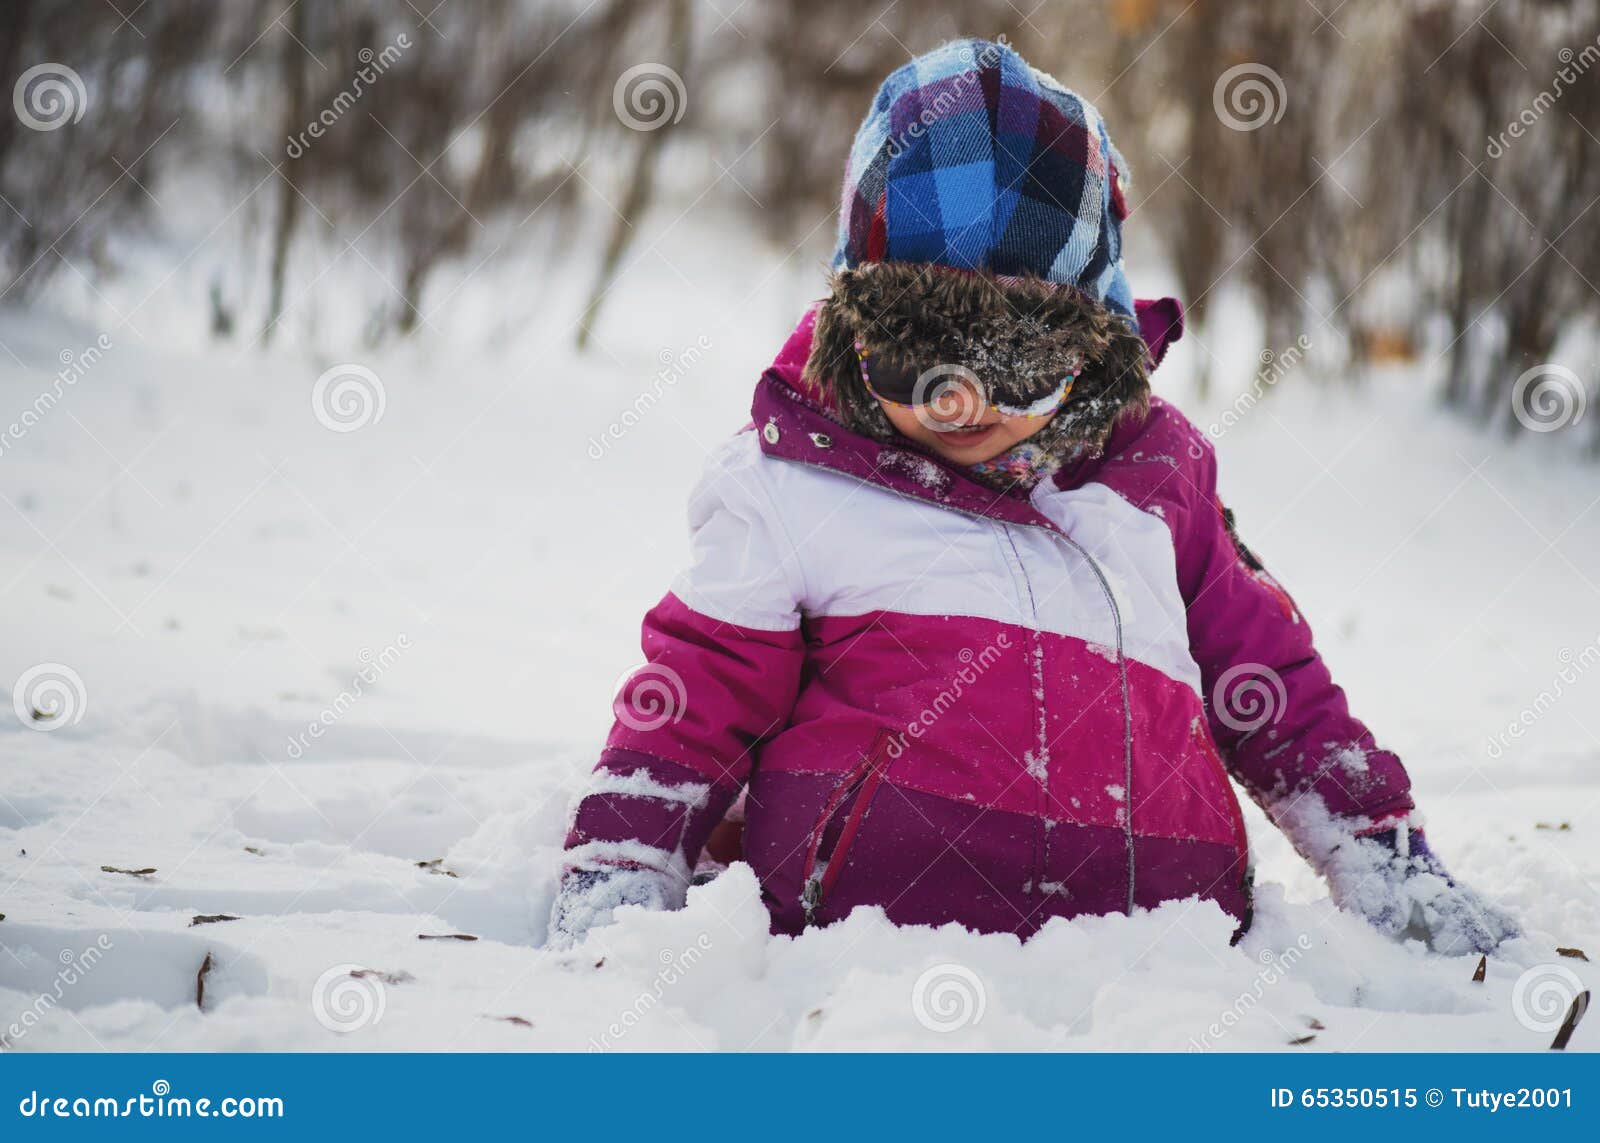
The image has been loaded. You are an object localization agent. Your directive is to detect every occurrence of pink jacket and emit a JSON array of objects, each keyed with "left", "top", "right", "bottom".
[{"left": 559, "top": 302, "right": 1413, "bottom": 940}]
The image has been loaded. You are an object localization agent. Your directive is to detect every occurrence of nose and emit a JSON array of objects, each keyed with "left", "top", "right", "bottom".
[{"left": 925, "top": 377, "right": 989, "bottom": 425}]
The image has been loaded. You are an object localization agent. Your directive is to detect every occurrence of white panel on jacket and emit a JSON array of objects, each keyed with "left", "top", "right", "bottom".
[
  {"left": 673, "top": 432, "right": 1202, "bottom": 694},
  {"left": 1030, "top": 480, "right": 1202, "bottom": 693},
  {"left": 670, "top": 433, "right": 804, "bottom": 632}
]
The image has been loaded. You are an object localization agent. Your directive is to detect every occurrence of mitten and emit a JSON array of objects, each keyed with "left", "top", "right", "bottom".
[
  {"left": 1324, "top": 823, "right": 1519, "bottom": 955},
  {"left": 546, "top": 865, "right": 680, "bottom": 950}
]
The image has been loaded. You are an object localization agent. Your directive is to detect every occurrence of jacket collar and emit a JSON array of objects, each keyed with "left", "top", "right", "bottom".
[
  {"left": 752, "top": 371, "right": 1056, "bottom": 529},
  {"left": 750, "top": 297, "right": 1184, "bottom": 526}
]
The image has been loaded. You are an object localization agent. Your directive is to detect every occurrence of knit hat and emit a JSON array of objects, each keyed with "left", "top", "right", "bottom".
[
  {"left": 805, "top": 38, "right": 1150, "bottom": 468},
  {"left": 834, "top": 37, "right": 1134, "bottom": 311}
]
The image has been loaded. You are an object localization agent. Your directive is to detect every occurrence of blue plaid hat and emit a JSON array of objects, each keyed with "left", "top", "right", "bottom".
[{"left": 833, "top": 37, "right": 1134, "bottom": 317}]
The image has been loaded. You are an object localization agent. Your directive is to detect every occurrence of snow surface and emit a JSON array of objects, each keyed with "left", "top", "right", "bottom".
[{"left": 1, "top": 212, "right": 1598, "bottom": 1052}]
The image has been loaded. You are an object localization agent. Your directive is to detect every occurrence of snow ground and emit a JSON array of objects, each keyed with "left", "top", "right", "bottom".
[{"left": 1, "top": 214, "right": 1597, "bottom": 1052}]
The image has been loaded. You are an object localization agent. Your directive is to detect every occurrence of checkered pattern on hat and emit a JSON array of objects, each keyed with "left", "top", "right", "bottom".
[{"left": 833, "top": 38, "right": 1134, "bottom": 317}]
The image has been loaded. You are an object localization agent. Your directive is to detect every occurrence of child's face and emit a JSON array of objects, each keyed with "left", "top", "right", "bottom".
[{"left": 876, "top": 377, "right": 1055, "bottom": 464}]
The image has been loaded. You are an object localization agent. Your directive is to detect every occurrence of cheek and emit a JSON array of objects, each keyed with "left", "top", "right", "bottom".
[{"left": 1005, "top": 416, "right": 1052, "bottom": 444}]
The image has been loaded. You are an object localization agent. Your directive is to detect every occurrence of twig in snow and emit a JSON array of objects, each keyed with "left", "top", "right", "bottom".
[
  {"left": 1557, "top": 947, "right": 1590, "bottom": 961},
  {"left": 1288, "top": 1034, "right": 1317, "bottom": 1045},
  {"left": 351, "top": 968, "right": 415, "bottom": 985},
  {"left": 243, "top": 846, "right": 265, "bottom": 856},
  {"left": 196, "top": 952, "right": 215, "bottom": 1011},
  {"left": 100, "top": 865, "right": 156, "bottom": 877},
  {"left": 415, "top": 858, "right": 459, "bottom": 878},
  {"left": 485, "top": 1015, "right": 532, "bottom": 1028},
  {"left": 1550, "top": 991, "right": 1590, "bottom": 1051},
  {"left": 1472, "top": 955, "right": 1487, "bottom": 982},
  {"left": 190, "top": 914, "right": 240, "bottom": 927},
  {"left": 417, "top": 932, "right": 478, "bottom": 941}
]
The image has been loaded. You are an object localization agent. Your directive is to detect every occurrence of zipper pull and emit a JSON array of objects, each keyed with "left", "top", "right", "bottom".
[{"left": 802, "top": 874, "right": 822, "bottom": 926}]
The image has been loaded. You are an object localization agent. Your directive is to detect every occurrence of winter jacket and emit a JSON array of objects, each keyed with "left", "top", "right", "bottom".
[{"left": 557, "top": 301, "right": 1415, "bottom": 941}]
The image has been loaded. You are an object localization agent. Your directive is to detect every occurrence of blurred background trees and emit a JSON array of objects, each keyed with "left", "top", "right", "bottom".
[
  {"left": 0, "top": 0, "right": 218, "bottom": 300},
  {"left": 2, "top": 0, "right": 1597, "bottom": 449}
]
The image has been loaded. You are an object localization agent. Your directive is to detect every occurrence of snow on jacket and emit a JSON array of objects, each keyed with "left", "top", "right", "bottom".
[{"left": 559, "top": 303, "right": 1414, "bottom": 940}]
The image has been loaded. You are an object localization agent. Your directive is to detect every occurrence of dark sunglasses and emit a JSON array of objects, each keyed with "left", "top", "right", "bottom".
[{"left": 853, "top": 340, "right": 1081, "bottom": 419}]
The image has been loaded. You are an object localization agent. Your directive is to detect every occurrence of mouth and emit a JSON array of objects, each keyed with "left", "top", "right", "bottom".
[{"left": 929, "top": 422, "right": 1001, "bottom": 449}]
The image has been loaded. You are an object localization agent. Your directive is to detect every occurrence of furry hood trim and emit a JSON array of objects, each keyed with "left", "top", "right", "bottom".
[{"left": 803, "top": 261, "right": 1151, "bottom": 455}]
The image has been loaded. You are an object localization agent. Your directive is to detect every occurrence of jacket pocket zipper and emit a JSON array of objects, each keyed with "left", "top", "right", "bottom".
[
  {"left": 801, "top": 729, "right": 894, "bottom": 925},
  {"left": 1190, "top": 720, "right": 1253, "bottom": 933}
]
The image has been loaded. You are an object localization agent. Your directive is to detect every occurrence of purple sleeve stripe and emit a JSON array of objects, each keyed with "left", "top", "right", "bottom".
[{"left": 564, "top": 748, "right": 740, "bottom": 872}]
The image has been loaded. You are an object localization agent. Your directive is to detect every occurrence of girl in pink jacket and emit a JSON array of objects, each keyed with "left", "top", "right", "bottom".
[{"left": 550, "top": 39, "right": 1517, "bottom": 955}]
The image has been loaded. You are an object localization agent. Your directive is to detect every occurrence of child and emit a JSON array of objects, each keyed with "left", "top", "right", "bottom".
[{"left": 550, "top": 39, "right": 1518, "bottom": 956}]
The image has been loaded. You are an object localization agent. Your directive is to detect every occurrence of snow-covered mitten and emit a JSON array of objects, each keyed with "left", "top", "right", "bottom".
[
  {"left": 1323, "top": 824, "right": 1520, "bottom": 955},
  {"left": 546, "top": 865, "right": 681, "bottom": 950}
]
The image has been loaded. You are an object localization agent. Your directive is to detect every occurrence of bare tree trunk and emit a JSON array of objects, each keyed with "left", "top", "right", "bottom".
[
  {"left": 575, "top": 0, "right": 689, "bottom": 350},
  {"left": 262, "top": 0, "right": 310, "bottom": 345},
  {"left": 396, "top": 257, "right": 427, "bottom": 336},
  {"left": 0, "top": 0, "right": 32, "bottom": 175},
  {"left": 1172, "top": 0, "right": 1225, "bottom": 400},
  {"left": 1441, "top": 233, "right": 1473, "bottom": 409}
]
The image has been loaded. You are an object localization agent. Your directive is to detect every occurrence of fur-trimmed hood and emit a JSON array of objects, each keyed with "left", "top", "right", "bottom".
[{"left": 804, "top": 261, "right": 1153, "bottom": 457}]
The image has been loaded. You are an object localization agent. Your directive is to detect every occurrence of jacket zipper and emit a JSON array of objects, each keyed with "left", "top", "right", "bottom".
[
  {"left": 801, "top": 728, "right": 895, "bottom": 926},
  {"left": 1037, "top": 522, "right": 1136, "bottom": 915},
  {"left": 1197, "top": 725, "right": 1256, "bottom": 944},
  {"left": 780, "top": 458, "right": 1137, "bottom": 915},
  {"left": 996, "top": 525, "right": 1052, "bottom": 906},
  {"left": 764, "top": 385, "right": 1136, "bottom": 914}
]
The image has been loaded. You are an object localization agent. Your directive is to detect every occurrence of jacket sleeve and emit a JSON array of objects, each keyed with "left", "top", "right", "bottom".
[
  {"left": 1176, "top": 435, "right": 1414, "bottom": 853},
  {"left": 561, "top": 435, "right": 807, "bottom": 899}
]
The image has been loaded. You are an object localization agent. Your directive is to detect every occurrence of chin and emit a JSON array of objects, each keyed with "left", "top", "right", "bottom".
[{"left": 932, "top": 440, "right": 1008, "bottom": 463}]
